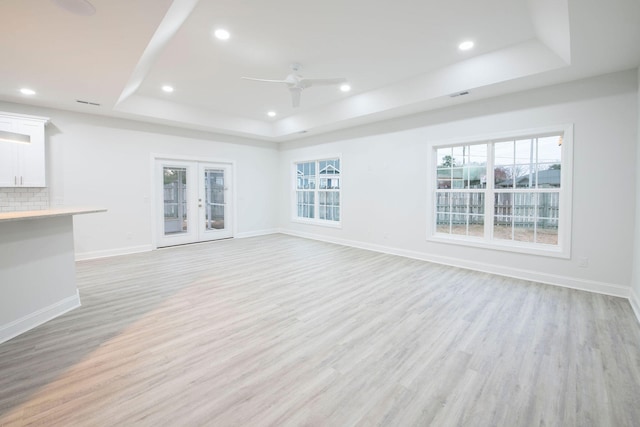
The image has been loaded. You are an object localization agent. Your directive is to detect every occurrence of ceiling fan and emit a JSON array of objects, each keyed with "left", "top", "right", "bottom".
[{"left": 242, "top": 63, "right": 347, "bottom": 108}]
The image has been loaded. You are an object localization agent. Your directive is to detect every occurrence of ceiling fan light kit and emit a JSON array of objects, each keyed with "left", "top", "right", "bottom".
[{"left": 242, "top": 63, "right": 347, "bottom": 108}]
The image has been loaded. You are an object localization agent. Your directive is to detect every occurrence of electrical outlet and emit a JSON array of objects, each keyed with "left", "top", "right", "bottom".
[
  {"left": 126, "top": 232, "right": 133, "bottom": 240},
  {"left": 577, "top": 257, "right": 589, "bottom": 268}
]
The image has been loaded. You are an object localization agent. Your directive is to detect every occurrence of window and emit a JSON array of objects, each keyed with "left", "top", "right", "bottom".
[
  {"left": 430, "top": 125, "right": 572, "bottom": 257},
  {"left": 294, "top": 158, "right": 341, "bottom": 225}
]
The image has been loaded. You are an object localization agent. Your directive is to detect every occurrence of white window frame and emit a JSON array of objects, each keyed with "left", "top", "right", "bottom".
[
  {"left": 426, "top": 124, "right": 573, "bottom": 258},
  {"left": 291, "top": 155, "right": 342, "bottom": 228}
]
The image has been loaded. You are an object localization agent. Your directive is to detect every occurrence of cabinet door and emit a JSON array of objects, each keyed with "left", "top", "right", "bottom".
[
  {"left": 15, "top": 120, "right": 46, "bottom": 187},
  {"left": 0, "top": 117, "right": 19, "bottom": 187}
]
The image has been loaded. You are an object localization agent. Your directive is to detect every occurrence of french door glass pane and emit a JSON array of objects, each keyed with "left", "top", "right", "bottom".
[
  {"left": 205, "top": 169, "right": 225, "bottom": 230},
  {"left": 163, "top": 167, "right": 188, "bottom": 235}
]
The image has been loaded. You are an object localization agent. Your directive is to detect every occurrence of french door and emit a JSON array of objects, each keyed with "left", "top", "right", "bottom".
[{"left": 156, "top": 159, "right": 232, "bottom": 247}]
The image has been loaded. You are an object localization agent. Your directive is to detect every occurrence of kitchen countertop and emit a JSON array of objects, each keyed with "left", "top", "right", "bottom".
[{"left": 0, "top": 207, "right": 107, "bottom": 223}]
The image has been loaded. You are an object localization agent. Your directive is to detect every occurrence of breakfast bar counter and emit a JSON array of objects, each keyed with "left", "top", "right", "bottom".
[
  {"left": 0, "top": 206, "right": 106, "bottom": 222},
  {"left": 0, "top": 207, "right": 106, "bottom": 344}
]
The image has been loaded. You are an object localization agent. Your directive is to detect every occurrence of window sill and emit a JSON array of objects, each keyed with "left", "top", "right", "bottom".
[
  {"left": 291, "top": 218, "right": 342, "bottom": 229},
  {"left": 427, "top": 233, "right": 569, "bottom": 259}
]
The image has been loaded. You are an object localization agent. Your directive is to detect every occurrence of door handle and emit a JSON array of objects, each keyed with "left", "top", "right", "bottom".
[
  {"left": 20, "top": 176, "right": 23, "bottom": 185},
  {"left": 14, "top": 176, "right": 17, "bottom": 185}
]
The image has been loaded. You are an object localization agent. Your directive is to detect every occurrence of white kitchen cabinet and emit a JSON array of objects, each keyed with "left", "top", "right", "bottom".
[{"left": 0, "top": 112, "right": 49, "bottom": 187}]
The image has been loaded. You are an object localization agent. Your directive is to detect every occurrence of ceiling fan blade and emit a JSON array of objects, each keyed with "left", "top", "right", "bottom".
[
  {"left": 299, "top": 77, "right": 346, "bottom": 88},
  {"left": 289, "top": 88, "right": 301, "bottom": 108},
  {"left": 242, "top": 77, "right": 289, "bottom": 84}
]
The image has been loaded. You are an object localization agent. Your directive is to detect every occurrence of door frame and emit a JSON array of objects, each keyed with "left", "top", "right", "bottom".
[{"left": 151, "top": 154, "right": 237, "bottom": 249}]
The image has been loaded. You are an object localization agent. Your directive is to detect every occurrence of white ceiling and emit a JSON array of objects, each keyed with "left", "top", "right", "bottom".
[{"left": 0, "top": 0, "right": 639, "bottom": 142}]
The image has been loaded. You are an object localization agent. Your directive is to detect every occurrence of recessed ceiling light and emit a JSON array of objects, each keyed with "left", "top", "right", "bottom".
[
  {"left": 214, "top": 29, "right": 230, "bottom": 40},
  {"left": 340, "top": 84, "right": 351, "bottom": 92},
  {"left": 267, "top": 111, "right": 276, "bottom": 118},
  {"left": 458, "top": 40, "right": 474, "bottom": 51},
  {"left": 162, "top": 85, "right": 174, "bottom": 93},
  {"left": 20, "top": 88, "right": 36, "bottom": 95}
]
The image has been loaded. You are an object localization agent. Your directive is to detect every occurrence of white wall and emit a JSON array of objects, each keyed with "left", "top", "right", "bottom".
[
  {"left": 631, "top": 67, "right": 640, "bottom": 319},
  {"left": 1, "top": 70, "right": 637, "bottom": 304},
  {"left": 0, "top": 101, "right": 280, "bottom": 259},
  {"left": 279, "top": 70, "right": 639, "bottom": 296}
]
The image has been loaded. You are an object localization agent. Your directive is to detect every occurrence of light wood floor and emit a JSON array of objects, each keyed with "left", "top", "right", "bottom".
[{"left": 1, "top": 234, "right": 639, "bottom": 426}]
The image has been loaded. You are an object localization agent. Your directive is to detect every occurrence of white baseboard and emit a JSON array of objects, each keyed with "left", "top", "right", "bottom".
[
  {"left": 279, "top": 229, "right": 630, "bottom": 299},
  {"left": 0, "top": 291, "right": 81, "bottom": 345},
  {"left": 75, "top": 244, "right": 154, "bottom": 261},
  {"left": 630, "top": 288, "right": 640, "bottom": 324},
  {"left": 235, "top": 228, "right": 279, "bottom": 239},
  {"left": 75, "top": 231, "right": 280, "bottom": 261}
]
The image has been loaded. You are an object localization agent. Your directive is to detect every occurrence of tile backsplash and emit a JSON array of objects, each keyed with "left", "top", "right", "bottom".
[{"left": 0, "top": 188, "right": 49, "bottom": 212}]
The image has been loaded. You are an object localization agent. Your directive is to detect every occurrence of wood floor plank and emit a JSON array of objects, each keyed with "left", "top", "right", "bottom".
[{"left": 1, "top": 234, "right": 639, "bottom": 426}]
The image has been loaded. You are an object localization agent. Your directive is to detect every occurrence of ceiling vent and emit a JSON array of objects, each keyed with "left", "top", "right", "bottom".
[
  {"left": 76, "top": 99, "right": 101, "bottom": 106},
  {"left": 449, "top": 91, "right": 470, "bottom": 98}
]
